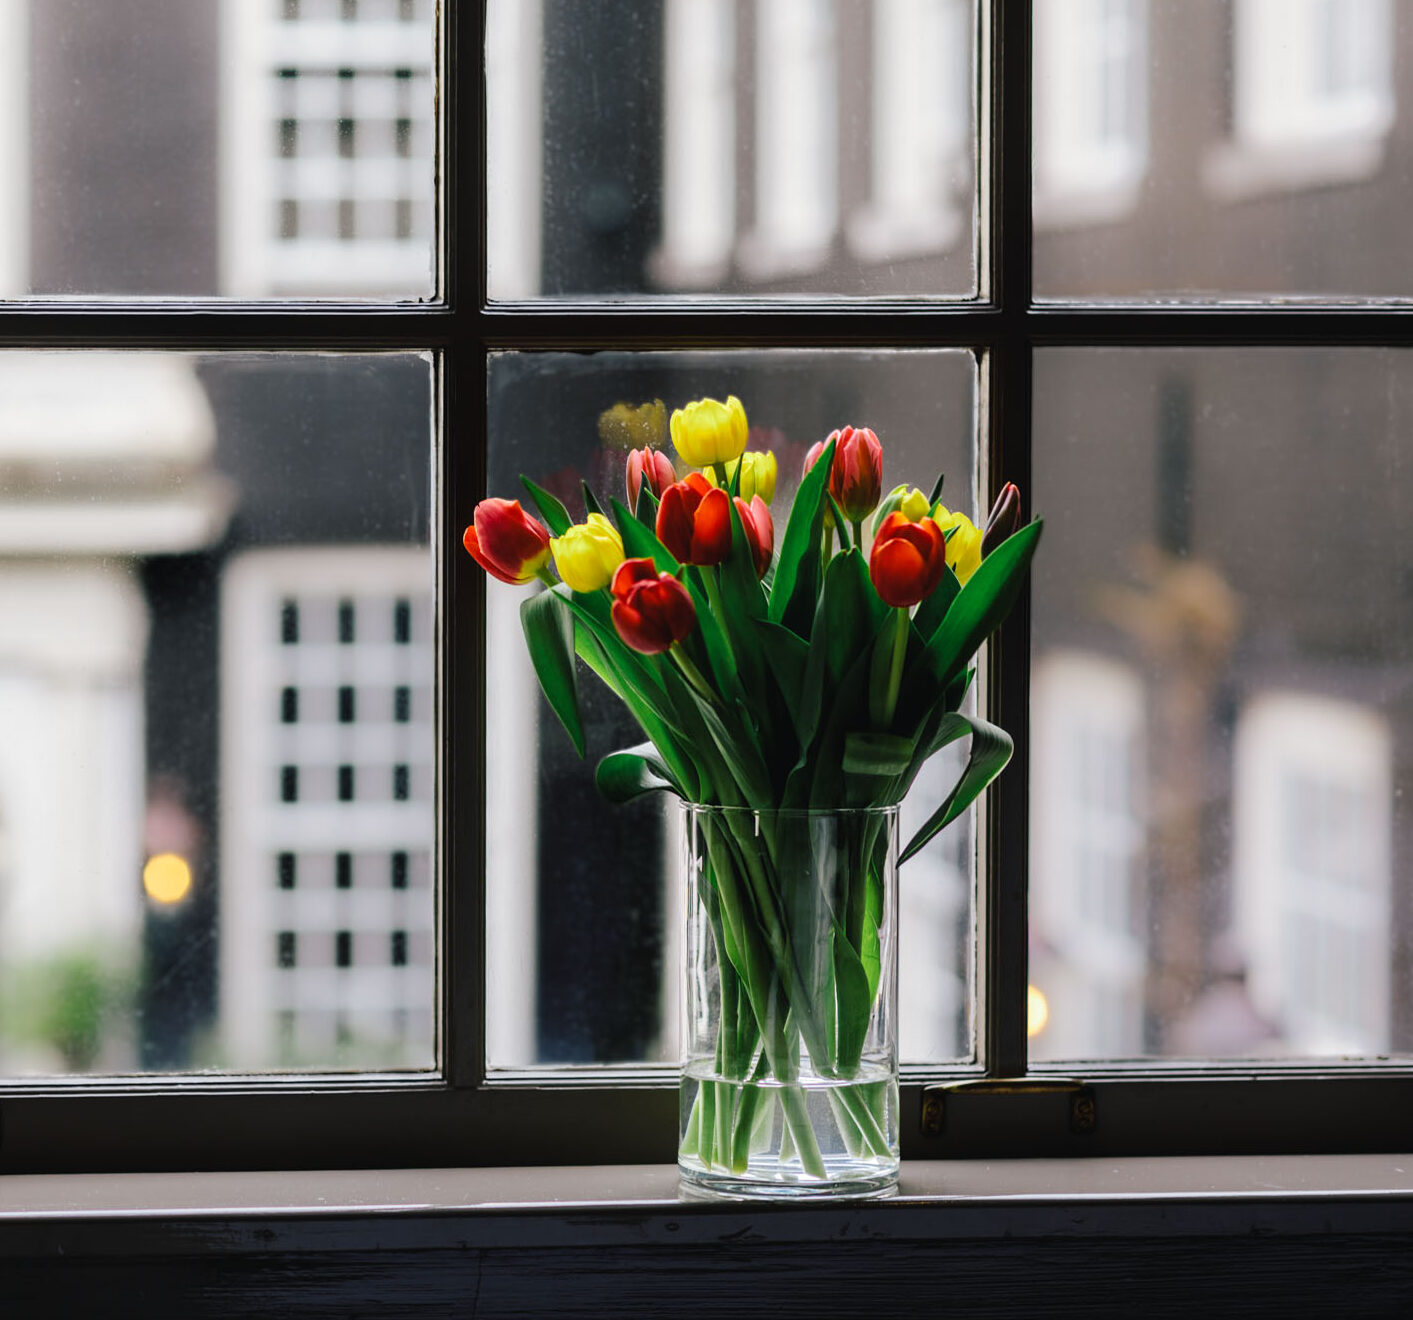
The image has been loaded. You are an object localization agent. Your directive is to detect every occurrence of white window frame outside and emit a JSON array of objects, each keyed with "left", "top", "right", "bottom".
[
  {"left": 0, "top": 0, "right": 28, "bottom": 296},
  {"left": 739, "top": 0, "right": 840, "bottom": 278},
  {"left": 848, "top": 0, "right": 972, "bottom": 263},
  {"left": 651, "top": 0, "right": 737, "bottom": 290},
  {"left": 220, "top": 0, "right": 436, "bottom": 297},
  {"left": 1029, "top": 650, "right": 1147, "bottom": 1061},
  {"left": 1234, "top": 692, "right": 1393, "bottom": 1056},
  {"left": 1032, "top": 0, "right": 1149, "bottom": 230},
  {"left": 1205, "top": 0, "right": 1395, "bottom": 201}
]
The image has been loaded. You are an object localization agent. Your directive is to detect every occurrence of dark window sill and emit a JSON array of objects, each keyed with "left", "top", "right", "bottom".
[{"left": 4, "top": 1156, "right": 1413, "bottom": 1316}]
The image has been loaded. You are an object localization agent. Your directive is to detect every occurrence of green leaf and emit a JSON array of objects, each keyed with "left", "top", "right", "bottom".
[
  {"left": 927, "top": 470, "right": 946, "bottom": 506},
  {"left": 519, "top": 476, "right": 573, "bottom": 536},
  {"left": 912, "top": 563, "right": 960, "bottom": 643},
  {"left": 595, "top": 742, "right": 683, "bottom": 803},
  {"left": 753, "top": 619, "right": 810, "bottom": 740},
  {"left": 519, "top": 588, "right": 584, "bottom": 757},
  {"left": 910, "top": 519, "right": 1043, "bottom": 698},
  {"left": 842, "top": 731, "right": 915, "bottom": 777},
  {"left": 899, "top": 711, "right": 1014, "bottom": 863},
  {"left": 831, "top": 922, "right": 873, "bottom": 1074},
  {"left": 581, "top": 480, "right": 606, "bottom": 519},
  {"left": 610, "top": 496, "right": 680, "bottom": 574},
  {"left": 769, "top": 436, "right": 836, "bottom": 635}
]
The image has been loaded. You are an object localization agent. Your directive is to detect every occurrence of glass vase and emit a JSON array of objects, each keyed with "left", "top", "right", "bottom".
[{"left": 678, "top": 804, "right": 900, "bottom": 1199}]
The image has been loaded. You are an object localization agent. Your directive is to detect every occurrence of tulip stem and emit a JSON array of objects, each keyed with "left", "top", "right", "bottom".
[
  {"left": 851, "top": 518, "right": 864, "bottom": 551},
  {"left": 881, "top": 607, "right": 908, "bottom": 729},
  {"left": 671, "top": 643, "right": 717, "bottom": 705},
  {"left": 535, "top": 567, "right": 558, "bottom": 589}
]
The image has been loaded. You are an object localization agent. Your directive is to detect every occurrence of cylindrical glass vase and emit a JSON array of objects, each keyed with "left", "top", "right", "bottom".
[{"left": 678, "top": 804, "right": 899, "bottom": 1199}]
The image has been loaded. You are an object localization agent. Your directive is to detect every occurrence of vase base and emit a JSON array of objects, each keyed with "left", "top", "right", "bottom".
[{"left": 678, "top": 1157, "right": 898, "bottom": 1202}]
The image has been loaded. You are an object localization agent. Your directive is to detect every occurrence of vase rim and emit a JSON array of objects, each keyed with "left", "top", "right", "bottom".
[{"left": 679, "top": 802, "right": 899, "bottom": 819}]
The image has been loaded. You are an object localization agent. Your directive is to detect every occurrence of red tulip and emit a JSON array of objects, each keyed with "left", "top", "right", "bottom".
[
  {"left": 803, "top": 439, "right": 828, "bottom": 479},
  {"left": 826, "top": 425, "right": 883, "bottom": 522},
  {"left": 982, "top": 481, "right": 1021, "bottom": 557},
  {"left": 655, "top": 472, "right": 732, "bottom": 566},
  {"left": 610, "top": 558, "right": 697, "bottom": 654},
  {"left": 869, "top": 510, "right": 948, "bottom": 608},
  {"left": 462, "top": 498, "right": 551, "bottom": 585},
  {"left": 626, "top": 446, "right": 676, "bottom": 507},
  {"left": 735, "top": 495, "right": 774, "bottom": 577}
]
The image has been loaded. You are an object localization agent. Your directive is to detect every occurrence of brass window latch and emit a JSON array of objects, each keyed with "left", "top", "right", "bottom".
[{"left": 920, "top": 1077, "right": 1096, "bottom": 1137}]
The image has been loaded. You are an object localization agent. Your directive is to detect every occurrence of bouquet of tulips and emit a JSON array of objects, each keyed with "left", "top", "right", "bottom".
[{"left": 465, "top": 394, "right": 1040, "bottom": 1181}]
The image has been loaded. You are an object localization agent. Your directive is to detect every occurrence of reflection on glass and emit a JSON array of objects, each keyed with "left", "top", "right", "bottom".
[
  {"left": 486, "top": 0, "right": 978, "bottom": 299},
  {"left": 0, "top": 0, "right": 436, "bottom": 298},
  {"left": 485, "top": 349, "right": 978, "bottom": 1068},
  {"left": 1035, "top": 0, "right": 1412, "bottom": 300},
  {"left": 1030, "top": 349, "right": 1411, "bottom": 1061},
  {"left": 0, "top": 353, "right": 434, "bottom": 1077}
]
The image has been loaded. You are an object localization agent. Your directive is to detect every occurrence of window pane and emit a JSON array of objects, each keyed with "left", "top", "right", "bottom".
[
  {"left": 484, "top": 349, "right": 977, "bottom": 1068},
  {"left": 486, "top": 0, "right": 978, "bottom": 300},
  {"left": 0, "top": 352, "right": 435, "bottom": 1076},
  {"left": 1030, "top": 349, "right": 1411, "bottom": 1061},
  {"left": 1034, "top": 0, "right": 1412, "bottom": 301},
  {"left": 1, "top": 0, "right": 437, "bottom": 299}
]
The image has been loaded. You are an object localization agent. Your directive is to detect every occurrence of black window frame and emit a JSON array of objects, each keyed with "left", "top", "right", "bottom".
[{"left": 3, "top": 0, "right": 1413, "bottom": 1177}]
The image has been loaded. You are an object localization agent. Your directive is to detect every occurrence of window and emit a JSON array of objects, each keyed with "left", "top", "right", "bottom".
[{"left": 6, "top": 0, "right": 1413, "bottom": 1178}]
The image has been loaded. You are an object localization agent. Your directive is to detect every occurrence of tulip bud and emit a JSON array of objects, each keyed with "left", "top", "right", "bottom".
[
  {"left": 462, "top": 498, "right": 551, "bottom": 586},
  {"left": 669, "top": 395, "right": 749, "bottom": 469},
  {"left": 707, "top": 450, "right": 778, "bottom": 505},
  {"left": 626, "top": 446, "right": 676, "bottom": 507},
  {"left": 869, "top": 510, "right": 948, "bottom": 609},
  {"left": 550, "top": 512, "right": 625, "bottom": 593},
  {"left": 982, "top": 481, "right": 1021, "bottom": 558},
  {"left": 826, "top": 426, "right": 883, "bottom": 522},
  {"left": 610, "top": 558, "right": 697, "bottom": 654},
  {"left": 932, "top": 506, "right": 983, "bottom": 585},
  {"left": 735, "top": 495, "right": 775, "bottom": 577},
  {"left": 655, "top": 472, "right": 732, "bottom": 566}
]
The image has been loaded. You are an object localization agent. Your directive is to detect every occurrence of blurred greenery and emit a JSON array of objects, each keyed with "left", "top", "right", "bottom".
[{"left": 0, "top": 949, "right": 135, "bottom": 1073}]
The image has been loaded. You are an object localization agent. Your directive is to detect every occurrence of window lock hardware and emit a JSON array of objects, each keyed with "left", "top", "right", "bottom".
[{"left": 920, "top": 1078, "right": 1096, "bottom": 1137}]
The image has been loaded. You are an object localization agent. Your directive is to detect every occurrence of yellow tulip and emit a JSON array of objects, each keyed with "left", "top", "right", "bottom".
[
  {"left": 932, "top": 506, "right": 983, "bottom": 584},
  {"left": 898, "top": 487, "right": 932, "bottom": 523},
  {"left": 670, "top": 395, "right": 749, "bottom": 468},
  {"left": 706, "top": 450, "right": 778, "bottom": 504},
  {"left": 550, "top": 513, "right": 624, "bottom": 592}
]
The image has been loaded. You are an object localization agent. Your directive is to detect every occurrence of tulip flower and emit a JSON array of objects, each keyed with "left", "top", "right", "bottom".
[
  {"left": 706, "top": 450, "right": 778, "bottom": 505},
  {"left": 982, "top": 481, "right": 1021, "bottom": 557},
  {"left": 656, "top": 472, "right": 732, "bottom": 566},
  {"left": 610, "top": 558, "right": 697, "bottom": 655},
  {"left": 670, "top": 394, "right": 749, "bottom": 469},
  {"left": 550, "top": 512, "right": 624, "bottom": 593},
  {"left": 825, "top": 426, "right": 883, "bottom": 524},
  {"left": 626, "top": 446, "right": 676, "bottom": 507},
  {"left": 932, "top": 506, "right": 983, "bottom": 585},
  {"left": 462, "top": 498, "right": 551, "bottom": 585},
  {"left": 735, "top": 495, "right": 775, "bottom": 577},
  {"left": 869, "top": 510, "right": 949, "bottom": 609}
]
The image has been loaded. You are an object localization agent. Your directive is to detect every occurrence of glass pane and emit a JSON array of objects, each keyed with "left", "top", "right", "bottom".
[
  {"left": 484, "top": 349, "right": 978, "bottom": 1068},
  {"left": 0, "top": 352, "right": 435, "bottom": 1076},
  {"left": 1030, "top": 349, "right": 1411, "bottom": 1062},
  {"left": 487, "top": 0, "right": 979, "bottom": 300},
  {"left": 0, "top": 0, "right": 437, "bottom": 299},
  {"left": 1034, "top": 0, "right": 1413, "bottom": 301}
]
